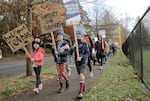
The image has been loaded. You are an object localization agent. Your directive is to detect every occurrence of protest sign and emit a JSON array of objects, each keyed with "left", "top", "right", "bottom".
[
  {"left": 39, "top": 11, "right": 64, "bottom": 34},
  {"left": 98, "top": 30, "right": 106, "bottom": 38},
  {"left": 63, "top": 0, "right": 81, "bottom": 25},
  {"left": 2, "top": 24, "right": 34, "bottom": 52}
]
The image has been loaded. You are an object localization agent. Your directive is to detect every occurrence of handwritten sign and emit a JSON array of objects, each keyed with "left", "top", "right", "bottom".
[
  {"left": 39, "top": 11, "right": 64, "bottom": 34},
  {"left": 2, "top": 24, "right": 34, "bottom": 52}
]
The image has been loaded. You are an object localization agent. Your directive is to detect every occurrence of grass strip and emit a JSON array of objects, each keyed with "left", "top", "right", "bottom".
[
  {"left": 82, "top": 51, "right": 150, "bottom": 101},
  {"left": 0, "top": 67, "right": 57, "bottom": 100}
]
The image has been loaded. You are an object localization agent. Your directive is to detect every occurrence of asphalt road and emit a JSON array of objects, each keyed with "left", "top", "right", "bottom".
[{"left": 0, "top": 57, "right": 55, "bottom": 79}]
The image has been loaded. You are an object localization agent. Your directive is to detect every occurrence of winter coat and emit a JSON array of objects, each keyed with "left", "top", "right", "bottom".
[
  {"left": 29, "top": 47, "right": 45, "bottom": 66},
  {"left": 52, "top": 40, "right": 69, "bottom": 64},
  {"left": 71, "top": 39, "right": 89, "bottom": 65}
]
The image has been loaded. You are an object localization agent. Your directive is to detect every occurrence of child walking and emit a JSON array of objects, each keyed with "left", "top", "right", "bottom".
[
  {"left": 71, "top": 28, "right": 89, "bottom": 98},
  {"left": 27, "top": 38, "right": 45, "bottom": 94},
  {"left": 52, "top": 29, "right": 70, "bottom": 93}
]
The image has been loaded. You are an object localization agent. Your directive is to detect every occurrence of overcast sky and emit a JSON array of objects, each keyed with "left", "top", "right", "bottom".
[
  {"left": 80, "top": 0, "right": 149, "bottom": 30},
  {"left": 81, "top": 0, "right": 150, "bottom": 18},
  {"left": 105, "top": 0, "right": 150, "bottom": 18}
]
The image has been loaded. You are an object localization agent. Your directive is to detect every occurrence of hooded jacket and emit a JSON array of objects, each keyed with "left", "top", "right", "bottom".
[
  {"left": 70, "top": 39, "right": 89, "bottom": 65},
  {"left": 29, "top": 47, "right": 45, "bottom": 66}
]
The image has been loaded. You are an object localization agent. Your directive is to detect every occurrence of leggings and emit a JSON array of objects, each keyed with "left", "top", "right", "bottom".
[{"left": 33, "top": 66, "right": 41, "bottom": 88}]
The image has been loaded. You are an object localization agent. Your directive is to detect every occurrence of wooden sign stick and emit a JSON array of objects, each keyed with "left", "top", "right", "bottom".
[
  {"left": 23, "top": 47, "right": 29, "bottom": 55},
  {"left": 73, "top": 24, "right": 79, "bottom": 59},
  {"left": 51, "top": 32, "right": 57, "bottom": 55},
  {"left": 23, "top": 46, "right": 32, "bottom": 59}
]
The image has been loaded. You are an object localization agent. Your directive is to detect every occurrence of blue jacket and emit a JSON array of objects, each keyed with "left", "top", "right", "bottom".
[
  {"left": 71, "top": 39, "right": 89, "bottom": 65},
  {"left": 52, "top": 40, "right": 69, "bottom": 64}
]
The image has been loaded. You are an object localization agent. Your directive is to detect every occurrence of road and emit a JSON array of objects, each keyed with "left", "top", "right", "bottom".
[{"left": 0, "top": 57, "right": 55, "bottom": 78}]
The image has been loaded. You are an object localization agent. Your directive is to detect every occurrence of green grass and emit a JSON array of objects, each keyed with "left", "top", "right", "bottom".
[
  {"left": 82, "top": 51, "right": 150, "bottom": 101},
  {"left": 0, "top": 67, "right": 57, "bottom": 100},
  {"left": 143, "top": 49, "right": 150, "bottom": 85}
]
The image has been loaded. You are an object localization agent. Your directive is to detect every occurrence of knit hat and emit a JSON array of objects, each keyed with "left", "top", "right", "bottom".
[
  {"left": 33, "top": 38, "right": 41, "bottom": 45},
  {"left": 76, "top": 27, "right": 84, "bottom": 37},
  {"left": 56, "top": 29, "right": 65, "bottom": 35}
]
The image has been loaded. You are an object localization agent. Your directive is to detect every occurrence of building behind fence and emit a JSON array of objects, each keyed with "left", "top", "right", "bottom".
[{"left": 122, "top": 6, "right": 150, "bottom": 90}]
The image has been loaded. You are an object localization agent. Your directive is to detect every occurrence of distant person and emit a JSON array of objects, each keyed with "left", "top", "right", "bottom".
[
  {"left": 111, "top": 43, "right": 116, "bottom": 56},
  {"left": 95, "top": 36, "right": 105, "bottom": 70},
  {"left": 71, "top": 28, "right": 89, "bottom": 99},
  {"left": 27, "top": 38, "right": 45, "bottom": 94}
]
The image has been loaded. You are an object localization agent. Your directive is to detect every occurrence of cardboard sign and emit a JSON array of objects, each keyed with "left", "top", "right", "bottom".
[
  {"left": 2, "top": 24, "right": 34, "bottom": 52},
  {"left": 39, "top": 11, "right": 64, "bottom": 34}
]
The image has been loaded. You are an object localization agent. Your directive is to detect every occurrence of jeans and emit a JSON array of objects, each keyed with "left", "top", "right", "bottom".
[
  {"left": 33, "top": 66, "right": 41, "bottom": 88},
  {"left": 66, "top": 56, "right": 71, "bottom": 72}
]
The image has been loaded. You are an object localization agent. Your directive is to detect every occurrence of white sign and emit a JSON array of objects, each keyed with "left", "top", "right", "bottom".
[
  {"left": 98, "top": 30, "right": 106, "bottom": 38},
  {"left": 63, "top": 0, "right": 81, "bottom": 25}
]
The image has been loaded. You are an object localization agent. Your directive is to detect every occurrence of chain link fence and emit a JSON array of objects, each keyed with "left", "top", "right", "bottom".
[{"left": 122, "top": 6, "right": 150, "bottom": 90}]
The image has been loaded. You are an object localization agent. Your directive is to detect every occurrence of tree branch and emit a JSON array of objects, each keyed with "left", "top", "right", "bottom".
[{"left": 32, "top": 0, "right": 49, "bottom": 6}]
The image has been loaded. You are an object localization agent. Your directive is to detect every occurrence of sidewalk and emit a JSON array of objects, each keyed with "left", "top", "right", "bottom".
[{"left": 5, "top": 62, "right": 108, "bottom": 101}]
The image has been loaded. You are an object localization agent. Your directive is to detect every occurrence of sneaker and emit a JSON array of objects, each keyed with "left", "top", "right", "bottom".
[
  {"left": 58, "top": 87, "right": 64, "bottom": 93},
  {"left": 90, "top": 71, "right": 93, "bottom": 77},
  {"left": 38, "top": 83, "right": 43, "bottom": 90},
  {"left": 66, "top": 81, "right": 69, "bottom": 89},
  {"left": 99, "top": 66, "right": 103, "bottom": 70},
  {"left": 33, "top": 88, "right": 39, "bottom": 94},
  {"left": 77, "top": 93, "right": 83, "bottom": 99}
]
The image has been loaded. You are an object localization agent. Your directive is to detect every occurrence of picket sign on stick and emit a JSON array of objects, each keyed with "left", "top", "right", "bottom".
[
  {"left": 51, "top": 32, "right": 57, "bottom": 56},
  {"left": 23, "top": 47, "right": 29, "bottom": 55},
  {"left": 73, "top": 24, "right": 79, "bottom": 59},
  {"left": 23, "top": 46, "right": 32, "bottom": 59}
]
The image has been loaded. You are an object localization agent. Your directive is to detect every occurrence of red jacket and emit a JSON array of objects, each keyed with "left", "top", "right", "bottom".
[{"left": 28, "top": 48, "right": 45, "bottom": 66}]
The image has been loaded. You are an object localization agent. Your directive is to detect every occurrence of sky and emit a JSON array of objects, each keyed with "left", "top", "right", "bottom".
[
  {"left": 80, "top": 0, "right": 150, "bottom": 30},
  {"left": 81, "top": 0, "right": 150, "bottom": 18},
  {"left": 105, "top": 0, "right": 150, "bottom": 18}
]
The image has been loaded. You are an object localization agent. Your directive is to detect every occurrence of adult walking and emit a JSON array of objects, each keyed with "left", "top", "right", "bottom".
[{"left": 95, "top": 36, "right": 105, "bottom": 70}]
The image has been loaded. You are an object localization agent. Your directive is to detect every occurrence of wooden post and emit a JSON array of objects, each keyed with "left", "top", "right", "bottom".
[
  {"left": 73, "top": 25, "right": 79, "bottom": 58},
  {"left": 51, "top": 32, "right": 57, "bottom": 55},
  {"left": 23, "top": 47, "right": 29, "bottom": 55}
]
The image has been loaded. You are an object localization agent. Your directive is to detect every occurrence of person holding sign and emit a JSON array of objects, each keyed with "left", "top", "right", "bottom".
[
  {"left": 52, "top": 29, "right": 70, "bottom": 93},
  {"left": 71, "top": 28, "right": 89, "bottom": 99},
  {"left": 27, "top": 38, "right": 45, "bottom": 94}
]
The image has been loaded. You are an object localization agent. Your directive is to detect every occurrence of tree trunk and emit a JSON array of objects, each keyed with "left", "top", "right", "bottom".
[{"left": 26, "top": 0, "right": 33, "bottom": 76}]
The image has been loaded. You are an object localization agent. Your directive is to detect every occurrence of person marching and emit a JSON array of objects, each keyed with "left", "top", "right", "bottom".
[
  {"left": 71, "top": 27, "right": 89, "bottom": 98},
  {"left": 95, "top": 35, "right": 105, "bottom": 70},
  {"left": 27, "top": 38, "right": 45, "bottom": 94},
  {"left": 83, "top": 36, "right": 93, "bottom": 77},
  {"left": 52, "top": 29, "right": 70, "bottom": 93}
]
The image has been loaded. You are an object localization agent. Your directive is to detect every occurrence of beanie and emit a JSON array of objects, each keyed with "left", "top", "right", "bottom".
[
  {"left": 56, "top": 29, "right": 65, "bottom": 35},
  {"left": 76, "top": 27, "right": 84, "bottom": 37}
]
